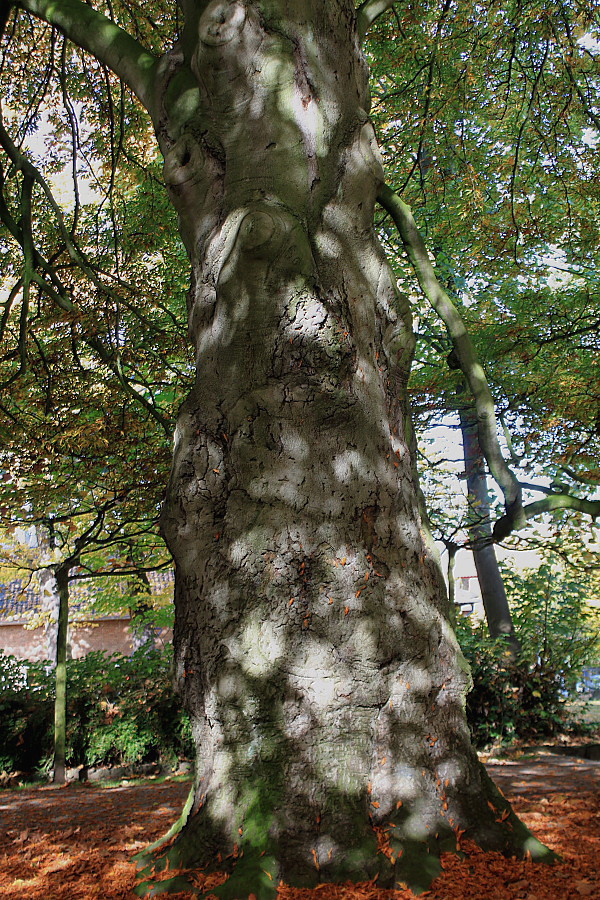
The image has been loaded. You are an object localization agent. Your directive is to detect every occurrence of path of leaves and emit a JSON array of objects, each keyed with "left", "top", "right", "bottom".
[{"left": 0, "top": 753, "right": 598, "bottom": 900}]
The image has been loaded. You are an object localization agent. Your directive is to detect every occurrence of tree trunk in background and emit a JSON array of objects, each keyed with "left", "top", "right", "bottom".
[
  {"left": 445, "top": 541, "right": 458, "bottom": 611},
  {"left": 458, "top": 397, "right": 521, "bottom": 657},
  {"left": 35, "top": 526, "right": 60, "bottom": 662},
  {"left": 136, "top": 0, "right": 547, "bottom": 893},
  {"left": 52, "top": 564, "right": 70, "bottom": 785},
  {"left": 34, "top": 526, "right": 70, "bottom": 784},
  {"left": 37, "top": 566, "right": 60, "bottom": 663}
]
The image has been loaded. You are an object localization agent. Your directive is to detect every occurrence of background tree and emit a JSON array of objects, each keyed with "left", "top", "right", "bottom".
[
  {"left": 502, "top": 550, "right": 600, "bottom": 694},
  {"left": 360, "top": 3, "right": 600, "bottom": 660},
  {"left": 0, "top": 447, "right": 173, "bottom": 784}
]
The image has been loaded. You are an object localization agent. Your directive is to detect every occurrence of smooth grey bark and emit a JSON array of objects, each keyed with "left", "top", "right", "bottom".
[
  {"left": 37, "top": 566, "right": 60, "bottom": 662},
  {"left": 33, "top": 526, "right": 61, "bottom": 661},
  {"left": 36, "top": 563, "right": 69, "bottom": 783},
  {"left": 8, "top": 0, "right": 552, "bottom": 894},
  {"left": 357, "top": 0, "right": 397, "bottom": 41},
  {"left": 458, "top": 398, "right": 521, "bottom": 658},
  {"left": 33, "top": 526, "right": 71, "bottom": 783}
]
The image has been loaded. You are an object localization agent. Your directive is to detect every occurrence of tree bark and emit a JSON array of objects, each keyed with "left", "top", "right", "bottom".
[
  {"left": 444, "top": 542, "right": 458, "bottom": 611},
  {"left": 52, "top": 564, "right": 70, "bottom": 785},
  {"left": 33, "top": 525, "right": 71, "bottom": 783},
  {"left": 131, "top": 1, "right": 550, "bottom": 894},
  {"left": 458, "top": 397, "right": 521, "bottom": 657},
  {"left": 37, "top": 566, "right": 60, "bottom": 663}
]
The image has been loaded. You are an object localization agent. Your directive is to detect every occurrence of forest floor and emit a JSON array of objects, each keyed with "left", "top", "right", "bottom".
[{"left": 0, "top": 745, "right": 598, "bottom": 900}]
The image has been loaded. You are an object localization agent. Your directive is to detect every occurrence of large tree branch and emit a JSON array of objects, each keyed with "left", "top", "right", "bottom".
[
  {"left": 356, "top": 0, "right": 397, "bottom": 43},
  {"left": 494, "top": 494, "right": 600, "bottom": 541},
  {"left": 377, "top": 183, "right": 525, "bottom": 528},
  {"left": 558, "top": 465, "right": 600, "bottom": 488},
  {"left": 8, "top": 0, "right": 159, "bottom": 112}
]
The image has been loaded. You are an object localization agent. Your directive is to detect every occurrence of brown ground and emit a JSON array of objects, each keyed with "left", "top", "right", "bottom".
[{"left": 0, "top": 750, "right": 598, "bottom": 900}]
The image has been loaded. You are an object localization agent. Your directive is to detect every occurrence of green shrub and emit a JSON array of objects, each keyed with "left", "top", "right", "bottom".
[
  {"left": 502, "top": 562, "right": 600, "bottom": 694},
  {"left": 454, "top": 556, "right": 600, "bottom": 750},
  {"left": 0, "top": 653, "right": 54, "bottom": 773},
  {"left": 0, "top": 646, "right": 193, "bottom": 775},
  {"left": 454, "top": 615, "right": 568, "bottom": 748},
  {"left": 67, "top": 647, "right": 193, "bottom": 768}
]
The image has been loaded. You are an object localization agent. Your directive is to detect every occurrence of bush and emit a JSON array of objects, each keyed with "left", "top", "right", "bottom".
[
  {"left": 502, "top": 562, "right": 600, "bottom": 695},
  {"left": 0, "top": 654, "right": 53, "bottom": 773},
  {"left": 0, "top": 646, "right": 193, "bottom": 775},
  {"left": 454, "top": 615, "right": 568, "bottom": 749},
  {"left": 67, "top": 647, "right": 193, "bottom": 768}
]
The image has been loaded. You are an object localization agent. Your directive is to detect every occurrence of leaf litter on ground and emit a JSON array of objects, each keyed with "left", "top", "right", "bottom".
[{"left": 0, "top": 759, "right": 598, "bottom": 900}]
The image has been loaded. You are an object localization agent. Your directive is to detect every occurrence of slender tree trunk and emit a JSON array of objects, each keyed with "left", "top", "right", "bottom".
[
  {"left": 35, "top": 526, "right": 60, "bottom": 661},
  {"left": 52, "top": 564, "right": 70, "bottom": 785},
  {"left": 445, "top": 541, "right": 458, "bottom": 611},
  {"left": 37, "top": 566, "right": 60, "bottom": 662},
  {"left": 458, "top": 397, "right": 521, "bottom": 657},
  {"left": 137, "top": 1, "right": 548, "bottom": 893},
  {"left": 34, "top": 526, "right": 71, "bottom": 783}
]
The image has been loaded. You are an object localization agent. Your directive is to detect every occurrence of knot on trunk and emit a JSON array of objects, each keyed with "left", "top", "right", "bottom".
[{"left": 198, "top": 0, "right": 247, "bottom": 47}]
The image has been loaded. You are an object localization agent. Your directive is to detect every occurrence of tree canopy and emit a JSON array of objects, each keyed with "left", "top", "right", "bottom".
[
  {"left": 1, "top": 0, "right": 599, "bottom": 556},
  {"left": 367, "top": 0, "right": 600, "bottom": 544}
]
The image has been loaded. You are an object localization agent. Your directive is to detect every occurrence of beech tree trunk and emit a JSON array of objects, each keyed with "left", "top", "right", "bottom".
[
  {"left": 133, "top": 2, "right": 551, "bottom": 895},
  {"left": 38, "top": 566, "right": 60, "bottom": 663},
  {"left": 458, "top": 399, "right": 521, "bottom": 658},
  {"left": 38, "top": 562, "right": 69, "bottom": 784},
  {"left": 444, "top": 541, "right": 458, "bottom": 611}
]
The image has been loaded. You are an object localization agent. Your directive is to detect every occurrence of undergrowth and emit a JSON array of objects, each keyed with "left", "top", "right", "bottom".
[
  {"left": 455, "top": 615, "right": 586, "bottom": 749},
  {"left": 0, "top": 646, "right": 192, "bottom": 776}
]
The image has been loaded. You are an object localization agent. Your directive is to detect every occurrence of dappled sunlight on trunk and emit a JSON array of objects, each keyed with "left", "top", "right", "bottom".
[{"left": 145, "top": 1, "right": 551, "bottom": 893}]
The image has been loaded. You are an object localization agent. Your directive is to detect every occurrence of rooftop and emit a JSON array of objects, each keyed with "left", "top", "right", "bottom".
[{"left": 0, "top": 570, "right": 173, "bottom": 625}]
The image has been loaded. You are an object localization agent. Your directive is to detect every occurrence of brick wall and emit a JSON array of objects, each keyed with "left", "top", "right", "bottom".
[{"left": 0, "top": 619, "right": 172, "bottom": 661}]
